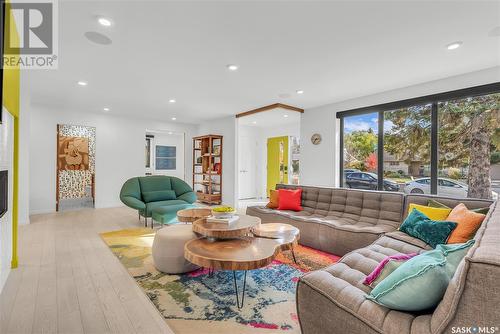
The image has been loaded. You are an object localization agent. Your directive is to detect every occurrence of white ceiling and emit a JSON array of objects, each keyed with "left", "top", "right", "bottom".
[
  {"left": 238, "top": 108, "right": 301, "bottom": 128},
  {"left": 28, "top": 1, "right": 500, "bottom": 124}
]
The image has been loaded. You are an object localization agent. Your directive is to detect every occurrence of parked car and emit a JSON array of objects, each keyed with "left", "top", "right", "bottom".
[
  {"left": 404, "top": 177, "right": 499, "bottom": 199},
  {"left": 343, "top": 168, "right": 360, "bottom": 174},
  {"left": 345, "top": 172, "right": 399, "bottom": 191}
]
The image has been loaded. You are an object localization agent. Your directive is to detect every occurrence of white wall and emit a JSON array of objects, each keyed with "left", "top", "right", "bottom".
[
  {"left": 0, "top": 109, "right": 14, "bottom": 292},
  {"left": 300, "top": 66, "right": 500, "bottom": 188},
  {"left": 197, "top": 116, "right": 237, "bottom": 206},
  {"left": 29, "top": 105, "right": 197, "bottom": 214},
  {"left": 300, "top": 105, "right": 337, "bottom": 187},
  {"left": 149, "top": 132, "right": 185, "bottom": 179}
]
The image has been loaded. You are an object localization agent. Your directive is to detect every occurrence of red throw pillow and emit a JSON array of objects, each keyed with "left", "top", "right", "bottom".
[{"left": 278, "top": 188, "right": 303, "bottom": 211}]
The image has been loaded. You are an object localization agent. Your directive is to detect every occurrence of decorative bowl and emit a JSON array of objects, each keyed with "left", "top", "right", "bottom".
[{"left": 211, "top": 206, "right": 236, "bottom": 219}]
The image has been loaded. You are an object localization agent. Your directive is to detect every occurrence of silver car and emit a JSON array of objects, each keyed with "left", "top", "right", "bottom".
[{"left": 404, "top": 177, "right": 498, "bottom": 199}]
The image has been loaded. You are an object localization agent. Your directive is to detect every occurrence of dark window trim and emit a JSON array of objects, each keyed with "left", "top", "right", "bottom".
[
  {"left": 339, "top": 117, "right": 344, "bottom": 187},
  {"left": 430, "top": 102, "right": 438, "bottom": 194},
  {"left": 336, "top": 82, "right": 500, "bottom": 119},
  {"left": 377, "top": 110, "right": 384, "bottom": 190},
  {"left": 339, "top": 82, "right": 500, "bottom": 193}
]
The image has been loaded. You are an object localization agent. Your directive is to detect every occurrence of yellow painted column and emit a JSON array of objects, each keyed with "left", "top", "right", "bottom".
[
  {"left": 2, "top": 0, "right": 21, "bottom": 269},
  {"left": 11, "top": 117, "right": 18, "bottom": 268}
]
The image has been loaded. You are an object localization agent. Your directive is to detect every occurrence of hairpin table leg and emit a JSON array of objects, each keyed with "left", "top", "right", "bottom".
[
  {"left": 291, "top": 246, "right": 298, "bottom": 264},
  {"left": 233, "top": 270, "right": 248, "bottom": 309}
]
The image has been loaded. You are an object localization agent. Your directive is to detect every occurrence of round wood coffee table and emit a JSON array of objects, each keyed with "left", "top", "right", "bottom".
[
  {"left": 177, "top": 208, "right": 212, "bottom": 223},
  {"left": 251, "top": 223, "right": 300, "bottom": 262},
  {"left": 192, "top": 215, "right": 260, "bottom": 239},
  {"left": 184, "top": 236, "right": 280, "bottom": 308},
  {"left": 184, "top": 236, "right": 280, "bottom": 271}
]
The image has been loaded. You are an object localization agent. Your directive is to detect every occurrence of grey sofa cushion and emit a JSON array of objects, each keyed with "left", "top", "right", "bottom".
[
  {"left": 297, "top": 235, "right": 430, "bottom": 334},
  {"left": 247, "top": 185, "right": 405, "bottom": 255},
  {"left": 278, "top": 184, "right": 404, "bottom": 228},
  {"left": 403, "top": 194, "right": 493, "bottom": 218},
  {"left": 432, "top": 200, "right": 498, "bottom": 333}
]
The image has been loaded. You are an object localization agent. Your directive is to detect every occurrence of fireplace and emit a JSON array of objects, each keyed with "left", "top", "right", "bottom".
[{"left": 0, "top": 170, "right": 7, "bottom": 218}]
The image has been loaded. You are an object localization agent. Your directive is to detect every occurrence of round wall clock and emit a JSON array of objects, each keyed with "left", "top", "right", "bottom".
[{"left": 311, "top": 133, "right": 322, "bottom": 145}]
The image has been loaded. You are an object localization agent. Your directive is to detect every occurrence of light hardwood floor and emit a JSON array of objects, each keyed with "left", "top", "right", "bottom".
[{"left": 0, "top": 207, "right": 174, "bottom": 334}]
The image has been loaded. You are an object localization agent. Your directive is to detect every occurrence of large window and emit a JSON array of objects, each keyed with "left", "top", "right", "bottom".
[
  {"left": 437, "top": 94, "right": 499, "bottom": 199},
  {"left": 383, "top": 104, "right": 431, "bottom": 192},
  {"left": 343, "top": 113, "right": 378, "bottom": 190},
  {"left": 339, "top": 84, "right": 500, "bottom": 200}
]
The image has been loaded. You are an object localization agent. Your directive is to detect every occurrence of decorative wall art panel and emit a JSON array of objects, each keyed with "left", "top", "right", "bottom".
[
  {"left": 57, "top": 125, "right": 96, "bottom": 201},
  {"left": 58, "top": 136, "right": 89, "bottom": 170}
]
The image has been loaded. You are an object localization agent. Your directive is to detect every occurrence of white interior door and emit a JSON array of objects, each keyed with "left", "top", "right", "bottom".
[{"left": 238, "top": 136, "right": 257, "bottom": 199}]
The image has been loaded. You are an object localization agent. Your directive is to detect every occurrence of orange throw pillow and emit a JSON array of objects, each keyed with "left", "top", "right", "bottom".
[
  {"left": 446, "top": 203, "right": 485, "bottom": 244},
  {"left": 266, "top": 189, "right": 279, "bottom": 209}
]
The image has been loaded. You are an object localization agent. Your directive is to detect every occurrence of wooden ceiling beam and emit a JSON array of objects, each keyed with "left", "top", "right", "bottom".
[{"left": 235, "top": 103, "right": 304, "bottom": 118}]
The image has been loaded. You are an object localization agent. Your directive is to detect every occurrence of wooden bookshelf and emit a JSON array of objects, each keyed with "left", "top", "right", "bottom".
[{"left": 192, "top": 134, "right": 223, "bottom": 204}]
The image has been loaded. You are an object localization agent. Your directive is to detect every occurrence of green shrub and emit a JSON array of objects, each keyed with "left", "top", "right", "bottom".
[{"left": 447, "top": 167, "right": 461, "bottom": 180}]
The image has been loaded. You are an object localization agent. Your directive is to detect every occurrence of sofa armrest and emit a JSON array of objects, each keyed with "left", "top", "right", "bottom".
[
  {"left": 121, "top": 196, "right": 146, "bottom": 210},
  {"left": 177, "top": 191, "right": 196, "bottom": 204}
]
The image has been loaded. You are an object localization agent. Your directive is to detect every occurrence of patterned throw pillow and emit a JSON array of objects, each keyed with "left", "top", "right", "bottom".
[{"left": 363, "top": 253, "right": 418, "bottom": 287}]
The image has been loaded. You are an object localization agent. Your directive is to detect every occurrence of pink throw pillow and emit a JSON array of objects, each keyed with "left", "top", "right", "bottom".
[{"left": 363, "top": 253, "right": 418, "bottom": 287}]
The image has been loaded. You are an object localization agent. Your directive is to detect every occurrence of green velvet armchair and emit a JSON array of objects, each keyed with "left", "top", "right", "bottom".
[{"left": 120, "top": 175, "right": 196, "bottom": 226}]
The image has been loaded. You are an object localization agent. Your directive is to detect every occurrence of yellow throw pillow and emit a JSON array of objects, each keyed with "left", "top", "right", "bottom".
[{"left": 408, "top": 203, "right": 451, "bottom": 221}]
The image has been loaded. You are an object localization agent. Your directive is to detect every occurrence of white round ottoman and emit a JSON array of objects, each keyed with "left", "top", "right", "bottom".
[{"left": 152, "top": 224, "right": 200, "bottom": 274}]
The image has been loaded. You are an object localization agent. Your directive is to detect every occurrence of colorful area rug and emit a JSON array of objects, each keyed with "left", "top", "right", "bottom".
[{"left": 100, "top": 228, "right": 339, "bottom": 333}]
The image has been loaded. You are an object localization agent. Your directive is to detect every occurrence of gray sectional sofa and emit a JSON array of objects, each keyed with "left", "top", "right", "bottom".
[{"left": 246, "top": 184, "right": 498, "bottom": 334}]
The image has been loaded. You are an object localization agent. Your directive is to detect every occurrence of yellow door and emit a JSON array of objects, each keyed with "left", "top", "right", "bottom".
[{"left": 267, "top": 136, "right": 289, "bottom": 196}]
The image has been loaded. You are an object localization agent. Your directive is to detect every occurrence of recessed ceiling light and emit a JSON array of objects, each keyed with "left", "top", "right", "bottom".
[
  {"left": 283, "top": 115, "right": 289, "bottom": 118},
  {"left": 168, "top": 131, "right": 173, "bottom": 135},
  {"left": 98, "top": 17, "right": 112, "bottom": 27},
  {"left": 252, "top": 121, "right": 257, "bottom": 124},
  {"left": 169, "top": 99, "right": 176, "bottom": 103},
  {"left": 227, "top": 64, "right": 239, "bottom": 71},
  {"left": 171, "top": 117, "right": 177, "bottom": 121},
  {"left": 103, "top": 107, "right": 110, "bottom": 112},
  {"left": 446, "top": 41, "right": 463, "bottom": 50},
  {"left": 296, "top": 90, "right": 304, "bottom": 94},
  {"left": 77, "top": 81, "right": 88, "bottom": 86}
]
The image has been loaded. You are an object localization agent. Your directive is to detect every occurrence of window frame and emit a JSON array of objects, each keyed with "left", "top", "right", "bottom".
[{"left": 338, "top": 82, "right": 500, "bottom": 194}]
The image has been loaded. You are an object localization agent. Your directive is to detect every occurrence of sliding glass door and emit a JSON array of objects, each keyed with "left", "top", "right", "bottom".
[{"left": 338, "top": 84, "right": 500, "bottom": 200}]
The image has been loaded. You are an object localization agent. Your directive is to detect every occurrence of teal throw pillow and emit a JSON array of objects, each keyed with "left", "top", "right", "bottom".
[
  {"left": 399, "top": 209, "right": 457, "bottom": 248},
  {"left": 142, "top": 190, "right": 176, "bottom": 202},
  {"left": 366, "top": 239, "right": 474, "bottom": 311}
]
